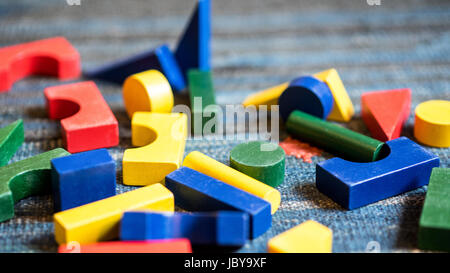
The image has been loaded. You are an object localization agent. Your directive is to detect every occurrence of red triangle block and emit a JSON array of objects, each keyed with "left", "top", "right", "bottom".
[{"left": 361, "top": 88, "right": 411, "bottom": 141}]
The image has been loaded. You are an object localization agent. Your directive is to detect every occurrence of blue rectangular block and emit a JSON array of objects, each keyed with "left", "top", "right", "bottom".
[
  {"left": 316, "top": 137, "right": 440, "bottom": 210},
  {"left": 84, "top": 44, "right": 185, "bottom": 92},
  {"left": 165, "top": 166, "right": 271, "bottom": 239},
  {"left": 175, "top": 0, "right": 211, "bottom": 79},
  {"left": 51, "top": 148, "right": 116, "bottom": 211},
  {"left": 120, "top": 211, "right": 249, "bottom": 246}
]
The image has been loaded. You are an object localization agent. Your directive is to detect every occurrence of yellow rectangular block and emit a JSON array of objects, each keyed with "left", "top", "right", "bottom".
[
  {"left": 314, "top": 68, "right": 354, "bottom": 122},
  {"left": 268, "top": 220, "right": 333, "bottom": 253},
  {"left": 123, "top": 112, "right": 187, "bottom": 186},
  {"left": 54, "top": 183, "right": 174, "bottom": 245},
  {"left": 242, "top": 82, "right": 289, "bottom": 109},
  {"left": 182, "top": 151, "right": 281, "bottom": 214}
]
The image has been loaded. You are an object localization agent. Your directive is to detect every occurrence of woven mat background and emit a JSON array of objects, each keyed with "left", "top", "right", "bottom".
[{"left": 0, "top": 0, "right": 449, "bottom": 253}]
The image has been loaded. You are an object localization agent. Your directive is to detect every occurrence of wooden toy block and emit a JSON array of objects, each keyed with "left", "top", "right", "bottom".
[
  {"left": 278, "top": 76, "right": 334, "bottom": 121},
  {"left": 58, "top": 239, "right": 192, "bottom": 253},
  {"left": 0, "top": 120, "right": 24, "bottom": 167},
  {"left": 175, "top": 0, "right": 211, "bottom": 80},
  {"left": 268, "top": 220, "right": 332, "bottom": 253},
  {"left": 165, "top": 167, "right": 271, "bottom": 238},
  {"left": 229, "top": 141, "right": 285, "bottom": 187},
  {"left": 182, "top": 151, "right": 281, "bottom": 214},
  {"left": 0, "top": 148, "right": 70, "bottom": 222},
  {"left": 316, "top": 137, "right": 440, "bottom": 210},
  {"left": 313, "top": 68, "right": 354, "bottom": 122},
  {"left": 188, "top": 69, "right": 217, "bottom": 135},
  {"left": 44, "top": 81, "right": 119, "bottom": 153},
  {"left": 84, "top": 44, "right": 185, "bottom": 92},
  {"left": 286, "top": 110, "right": 385, "bottom": 162},
  {"left": 120, "top": 211, "right": 249, "bottom": 246},
  {"left": 418, "top": 168, "right": 450, "bottom": 251},
  {"left": 0, "top": 37, "right": 80, "bottom": 92},
  {"left": 361, "top": 88, "right": 411, "bottom": 141},
  {"left": 53, "top": 183, "right": 174, "bottom": 245},
  {"left": 242, "top": 82, "right": 289, "bottom": 109},
  {"left": 123, "top": 112, "right": 187, "bottom": 186},
  {"left": 414, "top": 100, "right": 450, "bottom": 148},
  {"left": 123, "top": 70, "right": 174, "bottom": 119},
  {"left": 51, "top": 149, "right": 116, "bottom": 212}
]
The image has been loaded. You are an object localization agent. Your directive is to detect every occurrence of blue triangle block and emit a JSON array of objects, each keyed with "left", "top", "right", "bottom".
[
  {"left": 84, "top": 44, "right": 186, "bottom": 92},
  {"left": 175, "top": 0, "right": 211, "bottom": 79}
]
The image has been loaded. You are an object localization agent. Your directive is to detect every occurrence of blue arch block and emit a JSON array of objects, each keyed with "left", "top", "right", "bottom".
[
  {"left": 120, "top": 211, "right": 249, "bottom": 246},
  {"left": 316, "top": 137, "right": 440, "bottom": 210},
  {"left": 278, "top": 76, "right": 334, "bottom": 120},
  {"left": 51, "top": 148, "right": 116, "bottom": 211},
  {"left": 84, "top": 44, "right": 186, "bottom": 92}
]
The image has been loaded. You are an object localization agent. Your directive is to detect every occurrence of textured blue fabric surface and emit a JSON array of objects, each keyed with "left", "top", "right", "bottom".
[{"left": 0, "top": 0, "right": 449, "bottom": 253}]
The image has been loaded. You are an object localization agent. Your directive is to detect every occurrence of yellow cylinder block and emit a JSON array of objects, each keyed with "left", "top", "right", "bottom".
[{"left": 414, "top": 100, "right": 450, "bottom": 148}]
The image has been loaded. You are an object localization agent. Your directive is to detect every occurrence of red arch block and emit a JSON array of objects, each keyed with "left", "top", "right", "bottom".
[
  {"left": 44, "top": 81, "right": 119, "bottom": 153},
  {"left": 0, "top": 37, "right": 80, "bottom": 92}
]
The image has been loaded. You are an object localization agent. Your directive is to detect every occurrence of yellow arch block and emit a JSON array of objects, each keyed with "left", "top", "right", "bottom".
[
  {"left": 268, "top": 220, "right": 333, "bottom": 253},
  {"left": 313, "top": 68, "right": 354, "bottom": 122},
  {"left": 54, "top": 183, "right": 174, "bottom": 244},
  {"left": 123, "top": 70, "right": 174, "bottom": 119},
  {"left": 242, "top": 82, "right": 289, "bottom": 109},
  {"left": 414, "top": 100, "right": 450, "bottom": 147},
  {"left": 123, "top": 112, "right": 187, "bottom": 186},
  {"left": 182, "top": 151, "right": 281, "bottom": 214}
]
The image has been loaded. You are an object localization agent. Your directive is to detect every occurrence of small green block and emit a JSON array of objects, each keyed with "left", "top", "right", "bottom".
[
  {"left": 188, "top": 69, "right": 217, "bottom": 135},
  {"left": 230, "top": 141, "right": 285, "bottom": 187},
  {"left": 0, "top": 120, "right": 24, "bottom": 167},
  {"left": 418, "top": 168, "right": 450, "bottom": 252},
  {"left": 286, "top": 110, "right": 385, "bottom": 162},
  {"left": 0, "top": 148, "right": 70, "bottom": 222}
]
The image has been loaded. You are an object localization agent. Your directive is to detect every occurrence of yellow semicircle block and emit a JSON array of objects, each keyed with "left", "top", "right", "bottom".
[
  {"left": 414, "top": 100, "right": 450, "bottom": 148},
  {"left": 123, "top": 70, "right": 174, "bottom": 119}
]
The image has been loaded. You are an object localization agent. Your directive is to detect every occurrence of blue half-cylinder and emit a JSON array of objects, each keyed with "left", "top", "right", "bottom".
[
  {"left": 278, "top": 75, "right": 334, "bottom": 120},
  {"left": 120, "top": 211, "right": 249, "bottom": 246},
  {"left": 175, "top": 0, "right": 211, "bottom": 79},
  {"left": 84, "top": 44, "right": 186, "bottom": 92},
  {"left": 316, "top": 137, "right": 440, "bottom": 210},
  {"left": 165, "top": 166, "right": 271, "bottom": 239}
]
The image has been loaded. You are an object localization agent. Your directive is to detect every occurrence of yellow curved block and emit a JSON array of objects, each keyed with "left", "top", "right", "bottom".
[
  {"left": 414, "top": 100, "right": 450, "bottom": 147},
  {"left": 54, "top": 183, "right": 174, "bottom": 245},
  {"left": 268, "top": 220, "right": 333, "bottom": 253},
  {"left": 182, "top": 151, "right": 281, "bottom": 214},
  {"left": 123, "top": 70, "right": 174, "bottom": 119},
  {"left": 242, "top": 82, "right": 289, "bottom": 109},
  {"left": 313, "top": 68, "right": 354, "bottom": 122},
  {"left": 123, "top": 112, "right": 187, "bottom": 186}
]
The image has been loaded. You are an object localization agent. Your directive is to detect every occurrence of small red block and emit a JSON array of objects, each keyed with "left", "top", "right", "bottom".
[
  {"left": 44, "top": 81, "right": 119, "bottom": 153},
  {"left": 361, "top": 88, "right": 411, "bottom": 141},
  {"left": 58, "top": 239, "right": 192, "bottom": 253},
  {"left": 0, "top": 37, "right": 80, "bottom": 92}
]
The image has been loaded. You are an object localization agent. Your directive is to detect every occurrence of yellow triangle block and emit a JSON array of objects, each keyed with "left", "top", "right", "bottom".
[
  {"left": 268, "top": 220, "right": 333, "bottom": 253},
  {"left": 242, "top": 82, "right": 289, "bottom": 109},
  {"left": 314, "top": 68, "right": 354, "bottom": 122}
]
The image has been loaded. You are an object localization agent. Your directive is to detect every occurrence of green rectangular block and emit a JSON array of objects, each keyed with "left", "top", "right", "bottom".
[
  {"left": 418, "top": 168, "right": 450, "bottom": 251},
  {"left": 188, "top": 69, "right": 217, "bottom": 135}
]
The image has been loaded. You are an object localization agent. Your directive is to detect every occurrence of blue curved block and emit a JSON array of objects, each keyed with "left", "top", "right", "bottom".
[
  {"left": 165, "top": 166, "right": 271, "bottom": 239},
  {"left": 175, "top": 0, "right": 211, "bottom": 79},
  {"left": 120, "top": 211, "right": 249, "bottom": 246},
  {"left": 278, "top": 76, "right": 334, "bottom": 120},
  {"left": 84, "top": 44, "right": 185, "bottom": 92},
  {"left": 51, "top": 148, "right": 116, "bottom": 211},
  {"left": 316, "top": 137, "right": 440, "bottom": 210}
]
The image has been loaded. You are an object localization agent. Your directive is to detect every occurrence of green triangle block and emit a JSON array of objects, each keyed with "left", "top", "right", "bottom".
[{"left": 0, "top": 120, "right": 24, "bottom": 167}]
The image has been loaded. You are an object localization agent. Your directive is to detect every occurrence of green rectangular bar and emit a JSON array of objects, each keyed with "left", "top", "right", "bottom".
[
  {"left": 418, "top": 168, "right": 450, "bottom": 252},
  {"left": 286, "top": 110, "right": 385, "bottom": 162},
  {"left": 187, "top": 69, "right": 217, "bottom": 135}
]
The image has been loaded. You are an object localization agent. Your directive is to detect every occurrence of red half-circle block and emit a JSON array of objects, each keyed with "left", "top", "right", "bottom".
[
  {"left": 0, "top": 37, "right": 80, "bottom": 92},
  {"left": 44, "top": 81, "right": 119, "bottom": 153}
]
